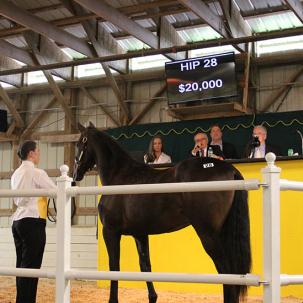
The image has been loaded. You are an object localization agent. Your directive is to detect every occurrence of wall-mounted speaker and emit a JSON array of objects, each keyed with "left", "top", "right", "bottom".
[{"left": 0, "top": 109, "right": 8, "bottom": 132}]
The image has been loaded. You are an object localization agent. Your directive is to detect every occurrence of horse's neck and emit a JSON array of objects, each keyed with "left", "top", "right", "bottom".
[{"left": 91, "top": 132, "right": 131, "bottom": 185}]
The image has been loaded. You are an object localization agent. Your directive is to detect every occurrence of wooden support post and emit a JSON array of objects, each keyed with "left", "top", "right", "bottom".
[
  {"left": 63, "top": 88, "right": 76, "bottom": 178},
  {"left": 242, "top": 46, "right": 251, "bottom": 111}
]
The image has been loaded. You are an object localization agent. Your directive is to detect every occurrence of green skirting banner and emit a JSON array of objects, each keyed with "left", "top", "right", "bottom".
[{"left": 106, "top": 110, "right": 303, "bottom": 163}]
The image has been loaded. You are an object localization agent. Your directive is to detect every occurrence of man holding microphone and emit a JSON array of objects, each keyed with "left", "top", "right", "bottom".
[{"left": 191, "top": 132, "right": 223, "bottom": 159}]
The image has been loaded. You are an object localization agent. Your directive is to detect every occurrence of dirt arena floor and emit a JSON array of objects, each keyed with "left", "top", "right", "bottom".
[{"left": 0, "top": 277, "right": 302, "bottom": 303}]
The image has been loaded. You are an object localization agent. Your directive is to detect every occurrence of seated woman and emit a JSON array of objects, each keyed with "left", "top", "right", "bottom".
[{"left": 144, "top": 135, "right": 172, "bottom": 164}]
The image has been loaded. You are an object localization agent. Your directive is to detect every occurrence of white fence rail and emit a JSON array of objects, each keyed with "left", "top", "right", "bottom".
[{"left": 0, "top": 152, "right": 302, "bottom": 303}]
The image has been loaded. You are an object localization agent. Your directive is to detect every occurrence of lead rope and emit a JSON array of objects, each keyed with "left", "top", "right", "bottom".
[{"left": 47, "top": 181, "right": 77, "bottom": 223}]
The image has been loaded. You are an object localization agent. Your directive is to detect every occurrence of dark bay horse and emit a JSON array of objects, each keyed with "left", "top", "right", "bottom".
[{"left": 74, "top": 122, "right": 251, "bottom": 303}]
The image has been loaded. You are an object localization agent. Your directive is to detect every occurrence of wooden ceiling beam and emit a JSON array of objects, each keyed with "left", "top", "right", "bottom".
[
  {"left": 0, "top": 28, "right": 302, "bottom": 78},
  {"left": 0, "top": 0, "right": 94, "bottom": 57},
  {"left": 0, "top": 38, "right": 34, "bottom": 65},
  {"left": 178, "top": 0, "right": 248, "bottom": 52},
  {"left": 62, "top": 0, "right": 129, "bottom": 122},
  {"left": 23, "top": 31, "right": 72, "bottom": 80},
  {"left": 218, "top": 0, "right": 252, "bottom": 51},
  {"left": 61, "top": 0, "right": 126, "bottom": 73},
  {"left": 178, "top": 0, "right": 228, "bottom": 37},
  {"left": 6, "top": 69, "right": 164, "bottom": 95},
  {"left": 0, "top": 38, "right": 72, "bottom": 82},
  {"left": 73, "top": 0, "right": 158, "bottom": 49},
  {"left": 0, "top": 55, "right": 23, "bottom": 86},
  {"left": 23, "top": 32, "right": 76, "bottom": 129},
  {"left": 284, "top": 0, "right": 303, "bottom": 23},
  {"left": 159, "top": 16, "right": 186, "bottom": 60},
  {"left": 0, "top": 3, "right": 296, "bottom": 41}
]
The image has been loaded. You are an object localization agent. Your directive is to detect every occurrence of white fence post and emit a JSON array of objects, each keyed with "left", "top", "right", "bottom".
[
  {"left": 262, "top": 153, "right": 281, "bottom": 303},
  {"left": 56, "top": 165, "right": 72, "bottom": 303}
]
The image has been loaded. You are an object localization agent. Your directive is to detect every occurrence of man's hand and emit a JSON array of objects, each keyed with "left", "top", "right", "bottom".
[{"left": 192, "top": 144, "right": 201, "bottom": 155}]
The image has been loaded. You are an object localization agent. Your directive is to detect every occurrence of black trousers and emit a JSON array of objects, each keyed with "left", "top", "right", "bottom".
[{"left": 12, "top": 218, "right": 46, "bottom": 303}]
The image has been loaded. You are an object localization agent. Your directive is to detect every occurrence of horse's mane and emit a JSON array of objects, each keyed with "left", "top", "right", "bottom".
[{"left": 88, "top": 126, "right": 145, "bottom": 169}]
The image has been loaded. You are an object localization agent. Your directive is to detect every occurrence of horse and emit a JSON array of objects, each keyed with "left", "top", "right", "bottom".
[{"left": 73, "top": 122, "right": 251, "bottom": 303}]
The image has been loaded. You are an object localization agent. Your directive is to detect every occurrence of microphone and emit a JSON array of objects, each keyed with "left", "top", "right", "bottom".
[
  {"left": 296, "top": 130, "right": 303, "bottom": 155},
  {"left": 250, "top": 135, "right": 260, "bottom": 148}
]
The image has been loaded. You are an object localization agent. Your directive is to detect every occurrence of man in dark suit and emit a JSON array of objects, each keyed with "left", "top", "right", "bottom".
[
  {"left": 191, "top": 132, "right": 224, "bottom": 159},
  {"left": 209, "top": 124, "right": 238, "bottom": 159},
  {"left": 243, "top": 125, "right": 279, "bottom": 158}
]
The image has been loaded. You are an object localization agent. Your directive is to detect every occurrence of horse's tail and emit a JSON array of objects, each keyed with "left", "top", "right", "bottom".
[{"left": 220, "top": 168, "right": 251, "bottom": 298}]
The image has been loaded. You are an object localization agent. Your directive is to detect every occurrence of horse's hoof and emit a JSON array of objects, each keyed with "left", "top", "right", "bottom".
[
  {"left": 149, "top": 295, "right": 158, "bottom": 303},
  {"left": 108, "top": 300, "right": 118, "bottom": 303}
]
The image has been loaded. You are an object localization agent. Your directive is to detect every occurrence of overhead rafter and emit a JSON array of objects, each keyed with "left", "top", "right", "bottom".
[
  {"left": 23, "top": 31, "right": 76, "bottom": 129},
  {"left": 23, "top": 31, "right": 72, "bottom": 80},
  {"left": 160, "top": 16, "right": 186, "bottom": 60},
  {"left": 62, "top": 0, "right": 129, "bottom": 122},
  {"left": 284, "top": 0, "right": 303, "bottom": 23},
  {"left": 218, "top": 0, "right": 252, "bottom": 38},
  {"left": 73, "top": 0, "right": 158, "bottom": 49},
  {"left": 1, "top": 26, "right": 302, "bottom": 77},
  {"left": 0, "top": 56, "right": 23, "bottom": 86},
  {"left": 178, "top": 0, "right": 246, "bottom": 51},
  {"left": 0, "top": 2, "right": 296, "bottom": 42},
  {"left": 0, "top": 38, "right": 34, "bottom": 66},
  {"left": 178, "top": 0, "right": 228, "bottom": 37},
  {"left": 61, "top": 0, "right": 126, "bottom": 73},
  {"left": 0, "top": 0, "right": 94, "bottom": 57},
  {"left": 0, "top": 1, "right": 184, "bottom": 39},
  {"left": 0, "top": 38, "right": 71, "bottom": 81}
]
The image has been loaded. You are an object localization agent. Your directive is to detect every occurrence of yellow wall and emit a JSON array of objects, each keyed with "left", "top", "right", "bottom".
[{"left": 97, "top": 160, "right": 303, "bottom": 297}]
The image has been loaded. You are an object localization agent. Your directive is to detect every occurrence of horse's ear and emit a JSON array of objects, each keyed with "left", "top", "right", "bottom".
[
  {"left": 78, "top": 123, "right": 86, "bottom": 133},
  {"left": 89, "top": 121, "right": 96, "bottom": 128}
]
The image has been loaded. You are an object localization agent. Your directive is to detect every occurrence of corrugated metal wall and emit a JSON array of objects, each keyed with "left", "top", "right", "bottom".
[{"left": 1, "top": 64, "right": 302, "bottom": 228}]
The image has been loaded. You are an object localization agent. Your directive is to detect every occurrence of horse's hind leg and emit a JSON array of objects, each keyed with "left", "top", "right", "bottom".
[
  {"left": 103, "top": 227, "right": 121, "bottom": 303},
  {"left": 192, "top": 226, "right": 239, "bottom": 303},
  {"left": 134, "top": 236, "right": 158, "bottom": 303}
]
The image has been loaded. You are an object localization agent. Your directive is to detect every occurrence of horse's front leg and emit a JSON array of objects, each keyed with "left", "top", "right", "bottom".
[
  {"left": 134, "top": 235, "right": 158, "bottom": 303},
  {"left": 103, "top": 227, "right": 121, "bottom": 303}
]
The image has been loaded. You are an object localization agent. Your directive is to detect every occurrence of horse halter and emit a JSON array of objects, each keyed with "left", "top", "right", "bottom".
[
  {"left": 73, "top": 136, "right": 88, "bottom": 182},
  {"left": 75, "top": 136, "right": 88, "bottom": 165}
]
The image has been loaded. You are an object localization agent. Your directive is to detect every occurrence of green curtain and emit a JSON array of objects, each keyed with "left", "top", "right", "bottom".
[{"left": 106, "top": 110, "right": 303, "bottom": 162}]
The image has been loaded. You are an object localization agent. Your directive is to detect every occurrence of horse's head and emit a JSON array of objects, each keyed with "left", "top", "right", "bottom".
[{"left": 73, "top": 122, "right": 96, "bottom": 181}]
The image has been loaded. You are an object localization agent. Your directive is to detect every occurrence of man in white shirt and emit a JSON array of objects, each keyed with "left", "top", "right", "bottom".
[{"left": 11, "top": 140, "right": 56, "bottom": 303}]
